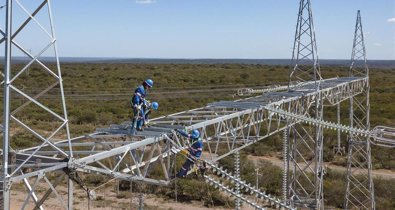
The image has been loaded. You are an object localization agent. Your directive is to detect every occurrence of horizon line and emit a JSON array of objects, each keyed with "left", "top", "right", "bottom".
[{"left": 56, "top": 57, "right": 395, "bottom": 61}]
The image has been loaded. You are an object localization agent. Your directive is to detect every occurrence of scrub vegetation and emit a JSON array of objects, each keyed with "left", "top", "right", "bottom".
[{"left": 5, "top": 62, "right": 395, "bottom": 209}]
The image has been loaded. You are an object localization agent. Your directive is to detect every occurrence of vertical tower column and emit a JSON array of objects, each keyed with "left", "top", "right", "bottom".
[
  {"left": 285, "top": 0, "right": 324, "bottom": 209},
  {"left": 344, "top": 10, "right": 375, "bottom": 210},
  {"left": 2, "top": 0, "right": 13, "bottom": 209},
  {"left": 333, "top": 103, "right": 345, "bottom": 155},
  {"left": 1, "top": 0, "right": 73, "bottom": 209}
]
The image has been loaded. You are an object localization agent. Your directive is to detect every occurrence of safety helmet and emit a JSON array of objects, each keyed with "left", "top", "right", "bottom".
[
  {"left": 191, "top": 129, "right": 200, "bottom": 139},
  {"left": 151, "top": 102, "right": 159, "bottom": 110},
  {"left": 143, "top": 79, "right": 154, "bottom": 88}
]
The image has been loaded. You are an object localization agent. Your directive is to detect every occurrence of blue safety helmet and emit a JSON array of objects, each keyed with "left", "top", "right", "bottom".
[
  {"left": 143, "top": 79, "right": 154, "bottom": 88},
  {"left": 191, "top": 129, "right": 200, "bottom": 139},
  {"left": 151, "top": 102, "right": 159, "bottom": 110}
]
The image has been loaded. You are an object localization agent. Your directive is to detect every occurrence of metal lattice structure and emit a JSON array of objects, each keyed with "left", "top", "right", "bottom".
[
  {"left": 13, "top": 75, "right": 380, "bottom": 209},
  {"left": 344, "top": 10, "right": 375, "bottom": 210},
  {"left": 1, "top": 1, "right": 395, "bottom": 210},
  {"left": 284, "top": 0, "right": 324, "bottom": 208},
  {"left": 289, "top": 0, "right": 322, "bottom": 85},
  {"left": 1, "top": 0, "right": 73, "bottom": 209}
]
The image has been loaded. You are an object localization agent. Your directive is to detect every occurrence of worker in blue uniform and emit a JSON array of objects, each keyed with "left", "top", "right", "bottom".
[
  {"left": 131, "top": 79, "right": 153, "bottom": 131},
  {"left": 175, "top": 129, "right": 203, "bottom": 177}
]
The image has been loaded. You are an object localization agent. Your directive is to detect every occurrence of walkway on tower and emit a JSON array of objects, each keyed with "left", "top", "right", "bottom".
[{"left": 16, "top": 76, "right": 378, "bottom": 181}]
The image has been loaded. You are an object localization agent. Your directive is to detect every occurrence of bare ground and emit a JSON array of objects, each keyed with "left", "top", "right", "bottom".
[{"left": 10, "top": 181, "right": 258, "bottom": 210}]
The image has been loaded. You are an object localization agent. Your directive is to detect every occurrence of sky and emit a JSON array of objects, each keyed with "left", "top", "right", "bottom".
[{"left": 9, "top": 0, "right": 395, "bottom": 60}]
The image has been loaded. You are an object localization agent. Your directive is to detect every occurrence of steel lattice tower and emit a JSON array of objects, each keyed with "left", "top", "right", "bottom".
[
  {"left": 285, "top": 0, "right": 324, "bottom": 209},
  {"left": 289, "top": 0, "right": 322, "bottom": 85},
  {"left": 1, "top": 0, "right": 73, "bottom": 209},
  {"left": 344, "top": 10, "right": 375, "bottom": 210}
]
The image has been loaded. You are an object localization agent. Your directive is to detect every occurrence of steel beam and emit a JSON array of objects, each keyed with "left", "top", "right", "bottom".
[{"left": 2, "top": 1, "right": 13, "bottom": 209}]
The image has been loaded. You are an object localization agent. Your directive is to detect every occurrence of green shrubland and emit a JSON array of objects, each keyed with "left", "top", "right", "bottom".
[{"left": 4, "top": 62, "right": 395, "bottom": 208}]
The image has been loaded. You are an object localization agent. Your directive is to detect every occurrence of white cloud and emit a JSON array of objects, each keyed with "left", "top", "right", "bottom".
[
  {"left": 387, "top": 17, "right": 395, "bottom": 23},
  {"left": 136, "top": 0, "right": 156, "bottom": 4},
  {"left": 374, "top": 43, "right": 382, "bottom": 47}
]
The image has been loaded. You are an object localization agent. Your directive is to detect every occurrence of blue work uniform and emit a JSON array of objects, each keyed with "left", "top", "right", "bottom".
[
  {"left": 131, "top": 85, "right": 147, "bottom": 129},
  {"left": 176, "top": 130, "right": 203, "bottom": 177}
]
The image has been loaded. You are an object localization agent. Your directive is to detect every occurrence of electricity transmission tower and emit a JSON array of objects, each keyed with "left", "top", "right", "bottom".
[
  {"left": 1, "top": 0, "right": 73, "bottom": 209},
  {"left": 285, "top": 0, "right": 324, "bottom": 209},
  {"left": 344, "top": 10, "right": 375, "bottom": 210}
]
